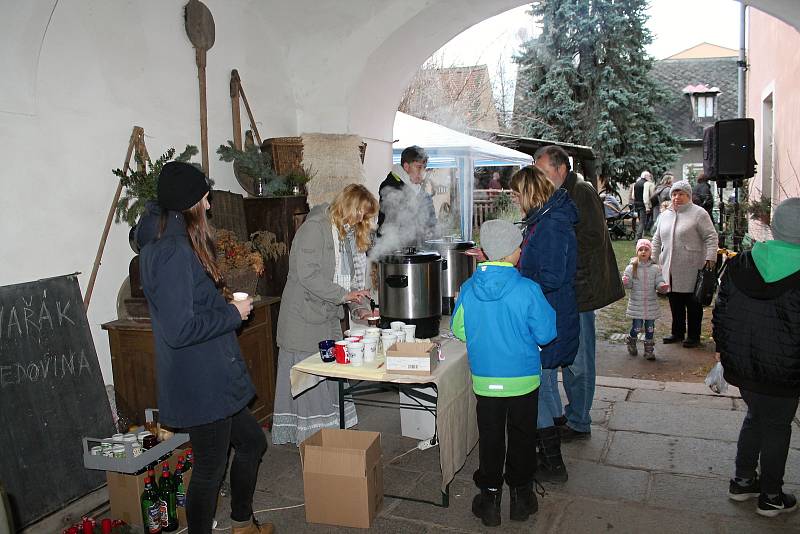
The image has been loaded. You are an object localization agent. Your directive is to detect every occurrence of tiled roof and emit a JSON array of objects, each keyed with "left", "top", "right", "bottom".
[{"left": 650, "top": 57, "right": 739, "bottom": 140}]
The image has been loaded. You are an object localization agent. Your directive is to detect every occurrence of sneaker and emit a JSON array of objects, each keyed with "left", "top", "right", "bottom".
[
  {"left": 559, "top": 426, "right": 591, "bottom": 442},
  {"left": 757, "top": 492, "right": 798, "bottom": 517},
  {"left": 728, "top": 477, "right": 760, "bottom": 502}
]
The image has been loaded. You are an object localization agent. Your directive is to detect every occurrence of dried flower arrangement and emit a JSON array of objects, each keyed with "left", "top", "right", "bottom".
[{"left": 215, "top": 229, "right": 264, "bottom": 276}]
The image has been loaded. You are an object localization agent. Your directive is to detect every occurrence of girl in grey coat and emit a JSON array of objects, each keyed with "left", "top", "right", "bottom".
[
  {"left": 272, "top": 184, "right": 377, "bottom": 445},
  {"left": 622, "top": 239, "right": 669, "bottom": 359}
]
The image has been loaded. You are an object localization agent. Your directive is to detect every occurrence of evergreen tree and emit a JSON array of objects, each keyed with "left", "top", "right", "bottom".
[{"left": 513, "top": 0, "right": 680, "bottom": 186}]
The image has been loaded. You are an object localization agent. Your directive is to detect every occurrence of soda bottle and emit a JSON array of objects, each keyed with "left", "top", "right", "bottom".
[
  {"left": 184, "top": 448, "right": 193, "bottom": 470},
  {"left": 140, "top": 476, "right": 162, "bottom": 534},
  {"left": 148, "top": 467, "right": 159, "bottom": 492},
  {"left": 174, "top": 459, "right": 187, "bottom": 510},
  {"left": 158, "top": 462, "right": 178, "bottom": 531}
]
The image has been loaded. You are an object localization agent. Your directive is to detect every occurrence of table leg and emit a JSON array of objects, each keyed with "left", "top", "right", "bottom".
[{"left": 338, "top": 379, "right": 345, "bottom": 429}]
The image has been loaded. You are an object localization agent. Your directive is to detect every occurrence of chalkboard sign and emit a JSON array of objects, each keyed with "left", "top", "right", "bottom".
[{"left": 0, "top": 275, "right": 115, "bottom": 528}]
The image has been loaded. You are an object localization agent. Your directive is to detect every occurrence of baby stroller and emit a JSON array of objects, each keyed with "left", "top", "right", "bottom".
[{"left": 603, "top": 195, "right": 636, "bottom": 240}]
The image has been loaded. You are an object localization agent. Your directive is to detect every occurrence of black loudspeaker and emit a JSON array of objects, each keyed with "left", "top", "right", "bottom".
[
  {"left": 708, "top": 118, "right": 756, "bottom": 179},
  {"left": 702, "top": 126, "right": 717, "bottom": 178}
]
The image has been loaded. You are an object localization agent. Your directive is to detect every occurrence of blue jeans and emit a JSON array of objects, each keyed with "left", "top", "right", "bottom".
[
  {"left": 536, "top": 368, "right": 563, "bottom": 428},
  {"left": 630, "top": 319, "right": 655, "bottom": 340},
  {"left": 563, "top": 310, "right": 595, "bottom": 433}
]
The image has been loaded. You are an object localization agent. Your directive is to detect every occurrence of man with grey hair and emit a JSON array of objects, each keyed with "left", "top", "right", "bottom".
[
  {"left": 377, "top": 145, "right": 438, "bottom": 248},
  {"left": 534, "top": 145, "right": 624, "bottom": 441}
]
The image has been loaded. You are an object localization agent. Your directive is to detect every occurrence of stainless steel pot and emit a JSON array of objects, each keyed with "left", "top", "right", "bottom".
[
  {"left": 378, "top": 247, "right": 442, "bottom": 338},
  {"left": 426, "top": 238, "right": 476, "bottom": 315}
]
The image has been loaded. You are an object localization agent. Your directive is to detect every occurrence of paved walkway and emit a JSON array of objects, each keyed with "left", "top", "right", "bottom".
[{"left": 213, "top": 376, "right": 800, "bottom": 533}]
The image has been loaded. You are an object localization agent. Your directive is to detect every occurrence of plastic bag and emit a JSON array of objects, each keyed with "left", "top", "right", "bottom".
[{"left": 704, "top": 362, "right": 728, "bottom": 394}]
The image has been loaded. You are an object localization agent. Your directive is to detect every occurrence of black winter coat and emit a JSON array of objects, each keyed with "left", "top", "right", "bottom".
[
  {"left": 138, "top": 208, "right": 255, "bottom": 427},
  {"left": 712, "top": 251, "right": 800, "bottom": 397}
]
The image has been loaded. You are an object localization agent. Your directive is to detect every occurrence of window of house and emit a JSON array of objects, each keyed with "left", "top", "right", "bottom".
[{"left": 695, "top": 94, "right": 715, "bottom": 118}]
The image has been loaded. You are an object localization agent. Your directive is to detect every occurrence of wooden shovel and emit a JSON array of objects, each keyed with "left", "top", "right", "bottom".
[{"left": 184, "top": 0, "right": 215, "bottom": 174}]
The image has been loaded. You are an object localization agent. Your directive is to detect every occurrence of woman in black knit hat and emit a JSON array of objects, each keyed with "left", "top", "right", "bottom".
[{"left": 138, "top": 161, "right": 272, "bottom": 534}]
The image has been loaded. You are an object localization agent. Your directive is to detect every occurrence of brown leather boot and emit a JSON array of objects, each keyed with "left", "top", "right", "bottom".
[{"left": 231, "top": 518, "right": 274, "bottom": 534}]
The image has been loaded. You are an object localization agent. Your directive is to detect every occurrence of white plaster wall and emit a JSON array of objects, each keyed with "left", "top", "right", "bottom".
[{"left": 0, "top": 0, "right": 539, "bottom": 385}]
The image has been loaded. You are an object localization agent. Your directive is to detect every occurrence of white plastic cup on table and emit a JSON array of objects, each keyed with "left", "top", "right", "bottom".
[
  {"left": 402, "top": 324, "right": 417, "bottom": 342},
  {"left": 366, "top": 327, "right": 381, "bottom": 337},
  {"left": 233, "top": 292, "right": 249, "bottom": 302},
  {"left": 381, "top": 328, "right": 394, "bottom": 336},
  {"left": 390, "top": 321, "right": 405, "bottom": 332},
  {"left": 345, "top": 336, "right": 361, "bottom": 344},
  {"left": 348, "top": 342, "right": 365, "bottom": 367},
  {"left": 349, "top": 329, "right": 366, "bottom": 339},
  {"left": 381, "top": 333, "right": 397, "bottom": 354},
  {"left": 362, "top": 338, "right": 378, "bottom": 362}
]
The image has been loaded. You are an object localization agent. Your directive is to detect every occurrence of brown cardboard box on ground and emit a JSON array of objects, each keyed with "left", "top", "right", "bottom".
[
  {"left": 385, "top": 342, "right": 438, "bottom": 375},
  {"left": 300, "top": 429, "right": 383, "bottom": 529},
  {"left": 106, "top": 449, "right": 191, "bottom": 528}
]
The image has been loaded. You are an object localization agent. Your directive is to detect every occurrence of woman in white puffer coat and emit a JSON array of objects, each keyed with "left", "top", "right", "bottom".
[{"left": 622, "top": 239, "right": 669, "bottom": 360}]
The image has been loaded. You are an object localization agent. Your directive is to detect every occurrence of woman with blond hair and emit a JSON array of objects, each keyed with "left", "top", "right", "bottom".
[
  {"left": 272, "top": 184, "right": 378, "bottom": 445},
  {"left": 510, "top": 166, "right": 579, "bottom": 484}
]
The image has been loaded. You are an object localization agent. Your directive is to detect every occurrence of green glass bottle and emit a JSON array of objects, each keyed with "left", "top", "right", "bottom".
[
  {"left": 174, "top": 459, "right": 187, "bottom": 511},
  {"left": 140, "top": 476, "right": 162, "bottom": 534},
  {"left": 158, "top": 462, "right": 178, "bottom": 532}
]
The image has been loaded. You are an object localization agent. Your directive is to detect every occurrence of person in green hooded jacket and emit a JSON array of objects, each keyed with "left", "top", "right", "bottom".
[{"left": 713, "top": 197, "right": 800, "bottom": 518}]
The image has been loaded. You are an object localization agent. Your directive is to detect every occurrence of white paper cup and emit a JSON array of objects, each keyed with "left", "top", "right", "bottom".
[
  {"left": 349, "top": 329, "right": 366, "bottom": 339},
  {"left": 362, "top": 338, "right": 378, "bottom": 362},
  {"left": 233, "top": 292, "right": 249, "bottom": 301},
  {"left": 381, "top": 328, "right": 394, "bottom": 336},
  {"left": 381, "top": 333, "right": 397, "bottom": 354},
  {"left": 366, "top": 327, "right": 381, "bottom": 337},
  {"left": 402, "top": 324, "right": 417, "bottom": 342},
  {"left": 390, "top": 321, "right": 406, "bottom": 332},
  {"left": 347, "top": 342, "right": 365, "bottom": 367}
]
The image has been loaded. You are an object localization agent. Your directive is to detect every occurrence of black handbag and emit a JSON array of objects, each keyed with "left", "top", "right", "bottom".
[{"left": 692, "top": 266, "right": 718, "bottom": 306}]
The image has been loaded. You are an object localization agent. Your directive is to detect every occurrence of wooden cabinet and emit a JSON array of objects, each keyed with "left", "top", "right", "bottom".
[
  {"left": 243, "top": 196, "right": 309, "bottom": 297},
  {"left": 102, "top": 297, "right": 281, "bottom": 426}
]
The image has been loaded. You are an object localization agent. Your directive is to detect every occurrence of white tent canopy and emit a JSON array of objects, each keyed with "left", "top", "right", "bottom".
[{"left": 392, "top": 112, "right": 532, "bottom": 239}]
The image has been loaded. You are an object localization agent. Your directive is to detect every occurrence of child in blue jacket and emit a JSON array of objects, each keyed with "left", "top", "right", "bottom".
[{"left": 451, "top": 219, "right": 557, "bottom": 527}]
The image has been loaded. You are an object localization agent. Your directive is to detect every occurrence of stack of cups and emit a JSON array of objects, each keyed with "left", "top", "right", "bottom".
[
  {"left": 381, "top": 331, "right": 397, "bottom": 356},
  {"left": 362, "top": 335, "right": 379, "bottom": 363},
  {"left": 348, "top": 342, "right": 365, "bottom": 367},
  {"left": 366, "top": 327, "right": 381, "bottom": 338},
  {"left": 390, "top": 321, "right": 406, "bottom": 334},
  {"left": 349, "top": 329, "right": 366, "bottom": 340},
  {"left": 402, "top": 324, "right": 417, "bottom": 342}
]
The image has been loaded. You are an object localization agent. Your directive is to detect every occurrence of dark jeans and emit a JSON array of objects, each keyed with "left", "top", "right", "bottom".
[
  {"left": 667, "top": 291, "right": 703, "bottom": 340},
  {"left": 474, "top": 389, "right": 539, "bottom": 490},
  {"left": 735, "top": 389, "right": 799, "bottom": 495},
  {"left": 186, "top": 407, "right": 267, "bottom": 533},
  {"left": 635, "top": 204, "right": 648, "bottom": 239},
  {"left": 630, "top": 319, "right": 655, "bottom": 340}
]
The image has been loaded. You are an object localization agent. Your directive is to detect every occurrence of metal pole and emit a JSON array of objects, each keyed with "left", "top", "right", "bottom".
[{"left": 732, "top": 1, "right": 747, "bottom": 251}]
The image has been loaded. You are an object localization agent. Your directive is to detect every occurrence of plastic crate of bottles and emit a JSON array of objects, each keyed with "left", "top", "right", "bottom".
[{"left": 82, "top": 409, "right": 189, "bottom": 474}]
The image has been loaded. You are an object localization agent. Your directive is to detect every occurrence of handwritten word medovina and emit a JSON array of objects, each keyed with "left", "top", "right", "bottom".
[
  {"left": 0, "top": 295, "right": 75, "bottom": 340},
  {"left": 0, "top": 350, "right": 92, "bottom": 389}
]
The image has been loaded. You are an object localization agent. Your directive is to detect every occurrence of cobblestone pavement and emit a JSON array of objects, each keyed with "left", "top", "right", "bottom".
[{"left": 212, "top": 376, "right": 800, "bottom": 533}]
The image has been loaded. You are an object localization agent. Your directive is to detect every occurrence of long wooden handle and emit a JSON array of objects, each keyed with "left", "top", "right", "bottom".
[
  {"left": 196, "top": 48, "right": 209, "bottom": 175},
  {"left": 239, "top": 84, "right": 262, "bottom": 146},
  {"left": 230, "top": 70, "right": 243, "bottom": 150},
  {"left": 84, "top": 126, "right": 143, "bottom": 310}
]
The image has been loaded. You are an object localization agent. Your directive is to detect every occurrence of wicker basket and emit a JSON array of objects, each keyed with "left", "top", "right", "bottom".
[
  {"left": 224, "top": 267, "right": 259, "bottom": 295},
  {"left": 261, "top": 137, "right": 303, "bottom": 176}
]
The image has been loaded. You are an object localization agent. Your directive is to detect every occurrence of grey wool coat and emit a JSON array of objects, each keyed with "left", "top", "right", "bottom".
[
  {"left": 276, "top": 204, "right": 367, "bottom": 354},
  {"left": 651, "top": 202, "right": 717, "bottom": 293},
  {"left": 623, "top": 259, "right": 666, "bottom": 320}
]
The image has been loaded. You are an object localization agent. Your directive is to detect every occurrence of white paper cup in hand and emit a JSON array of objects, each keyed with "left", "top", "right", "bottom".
[
  {"left": 390, "top": 321, "right": 405, "bottom": 332},
  {"left": 347, "top": 342, "right": 365, "bottom": 367},
  {"left": 402, "top": 324, "right": 417, "bottom": 342},
  {"left": 233, "top": 292, "right": 249, "bottom": 301},
  {"left": 362, "top": 338, "right": 378, "bottom": 362}
]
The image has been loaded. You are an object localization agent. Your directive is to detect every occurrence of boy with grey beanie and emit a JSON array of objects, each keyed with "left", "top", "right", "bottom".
[
  {"left": 714, "top": 197, "right": 800, "bottom": 517},
  {"left": 451, "top": 219, "right": 557, "bottom": 527}
]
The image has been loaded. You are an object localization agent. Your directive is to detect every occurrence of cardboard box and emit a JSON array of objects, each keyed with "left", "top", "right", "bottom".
[
  {"left": 300, "top": 429, "right": 383, "bottom": 529},
  {"left": 399, "top": 387, "right": 437, "bottom": 440},
  {"left": 385, "top": 342, "right": 438, "bottom": 375},
  {"left": 106, "top": 449, "right": 191, "bottom": 528}
]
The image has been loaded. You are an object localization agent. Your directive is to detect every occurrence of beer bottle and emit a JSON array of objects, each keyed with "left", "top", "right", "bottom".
[
  {"left": 148, "top": 467, "right": 158, "bottom": 492},
  {"left": 158, "top": 462, "right": 178, "bottom": 532},
  {"left": 184, "top": 448, "right": 193, "bottom": 470},
  {"left": 140, "top": 476, "right": 162, "bottom": 534},
  {"left": 174, "top": 459, "right": 187, "bottom": 510}
]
